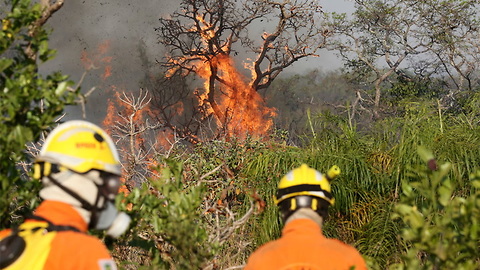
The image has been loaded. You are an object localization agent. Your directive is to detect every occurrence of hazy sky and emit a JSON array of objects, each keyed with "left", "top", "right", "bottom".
[{"left": 41, "top": 0, "right": 354, "bottom": 123}]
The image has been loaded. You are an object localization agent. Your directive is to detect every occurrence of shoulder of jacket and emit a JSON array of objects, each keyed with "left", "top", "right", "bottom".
[
  {"left": 0, "top": 229, "right": 13, "bottom": 239},
  {"left": 52, "top": 230, "right": 109, "bottom": 252}
]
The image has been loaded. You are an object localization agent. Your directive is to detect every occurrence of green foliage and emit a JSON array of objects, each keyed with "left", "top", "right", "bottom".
[
  {"left": 0, "top": 0, "right": 79, "bottom": 228},
  {"left": 3, "top": 2, "right": 480, "bottom": 269},
  {"left": 386, "top": 74, "right": 446, "bottom": 105},
  {"left": 273, "top": 103, "right": 479, "bottom": 268},
  {"left": 461, "top": 92, "right": 480, "bottom": 116},
  {"left": 243, "top": 143, "right": 302, "bottom": 246},
  {"left": 116, "top": 158, "right": 214, "bottom": 269},
  {"left": 59, "top": 98, "right": 480, "bottom": 269},
  {"left": 390, "top": 146, "right": 480, "bottom": 269},
  {"left": 265, "top": 70, "right": 356, "bottom": 140}
]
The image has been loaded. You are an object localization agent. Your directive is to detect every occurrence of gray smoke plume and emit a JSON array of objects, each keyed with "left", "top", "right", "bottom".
[
  {"left": 40, "top": 0, "right": 180, "bottom": 125},
  {"left": 39, "top": 0, "right": 352, "bottom": 126}
]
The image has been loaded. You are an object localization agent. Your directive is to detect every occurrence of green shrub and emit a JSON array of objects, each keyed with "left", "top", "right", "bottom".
[
  {"left": 114, "top": 158, "right": 214, "bottom": 269},
  {"left": 391, "top": 146, "right": 480, "bottom": 269},
  {"left": 0, "top": 0, "right": 79, "bottom": 228}
]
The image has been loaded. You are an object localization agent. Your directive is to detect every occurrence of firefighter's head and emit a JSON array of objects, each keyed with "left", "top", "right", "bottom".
[
  {"left": 33, "top": 120, "right": 130, "bottom": 238},
  {"left": 274, "top": 164, "right": 340, "bottom": 223}
]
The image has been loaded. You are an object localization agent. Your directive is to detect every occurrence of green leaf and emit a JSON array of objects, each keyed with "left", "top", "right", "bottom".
[
  {"left": 395, "top": 203, "right": 413, "bottom": 216},
  {"left": 417, "top": 145, "right": 434, "bottom": 163},
  {"left": 55, "top": 81, "right": 68, "bottom": 96},
  {"left": 8, "top": 125, "right": 33, "bottom": 146},
  {"left": 0, "top": 59, "right": 13, "bottom": 72},
  {"left": 409, "top": 207, "right": 425, "bottom": 229},
  {"left": 438, "top": 185, "right": 452, "bottom": 207},
  {"left": 471, "top": 180, "right": 480, "bottom": 189},
  {"left": 401, "top": 180, "right": 413, "bottom": 197},
  {"left": 436, "top": 162, "right": 452, "bottom": 180}
]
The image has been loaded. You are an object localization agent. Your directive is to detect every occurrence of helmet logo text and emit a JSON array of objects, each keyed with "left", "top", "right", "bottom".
[{"left": 76, "top": 142, "right": 97, "bottom": 149}]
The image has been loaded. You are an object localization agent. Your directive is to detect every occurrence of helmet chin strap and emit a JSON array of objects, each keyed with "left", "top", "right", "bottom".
[{"left": 46, "top": 175, "right": 107, "bottom": 229}]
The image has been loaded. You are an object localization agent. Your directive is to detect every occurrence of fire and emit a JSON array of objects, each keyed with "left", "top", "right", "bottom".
[
  {"left": 102, "top": 65, "right": 112, "bottom": 80},
  {"left": 102, "top": 88, "right": 164, "bottom": 194},
  {"left": 80, "top": 40, "right": 112, "bottom": 79},
  {"left": 196, "top": 14, "right": 218, "bottom": 41},
  {"left": 93, "top": 37, "right": 277, "bottom": 194},
  {"left": 182, "top": 11, "right": 277, "bottom": 139},
  {"left": 81, "top": 41, "right": 160, "bottom": 195},
  {"left": 195, "top": 54, "right": 277, "bottom": 139},
  {"left": 102, "top": 90, "right": 129, "bottom": 195},
  {"left": 102, "top": 87, "right": 120, "bottom": 135}
]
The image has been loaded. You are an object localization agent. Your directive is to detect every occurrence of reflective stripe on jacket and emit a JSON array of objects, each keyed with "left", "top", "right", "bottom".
[
  {"left": 0, "top": 201, "right": 116, "bottom": 270},
  {"left": 244, "top": 218, "right": 367, "bottom": 270}
]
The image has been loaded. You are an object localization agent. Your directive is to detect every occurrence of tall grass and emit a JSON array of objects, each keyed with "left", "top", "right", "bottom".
[
  {"left": 240, "top": 100, "right": 480, "bottom": 268},
  {"left": 242, "top": 144, "right": 302, "bottom": 246}
]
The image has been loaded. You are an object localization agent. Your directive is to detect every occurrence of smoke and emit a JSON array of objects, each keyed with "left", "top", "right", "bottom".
[
  {"left": 38, "top": 0, "right": 353, "bottom": 125},
  {"left": 40, "top": 0, "right": 180, "bottom": 125}
]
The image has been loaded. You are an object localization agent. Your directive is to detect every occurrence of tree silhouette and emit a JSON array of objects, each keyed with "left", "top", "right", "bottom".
[{"left": 155, "top": 0, "right": 330, "bottom": 141}]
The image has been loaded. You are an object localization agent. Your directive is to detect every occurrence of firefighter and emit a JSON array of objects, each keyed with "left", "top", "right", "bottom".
[
  {"left": 0, "top": 120, "right": 131, "bottom": 270},
  {"left": 245, "top": 164, "right": 367, "bottom": 270}
]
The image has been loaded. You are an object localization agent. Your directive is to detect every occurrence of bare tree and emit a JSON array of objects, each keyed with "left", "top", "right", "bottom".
[
  {"left": 105, "top": 90, "right": 164, "bottom": 190},
  {"left": 148, "top": 73, "right": 205, "bottom": 144},
  {"left": 155, "top": 0, "right": 330, "bottom": 141}
]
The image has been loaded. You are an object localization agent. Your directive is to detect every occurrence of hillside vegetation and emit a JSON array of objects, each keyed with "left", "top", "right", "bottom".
[
  {"left": 1, "top": 1, "right": 480, "bottom": 269},
  {"left": 103, "top": 97, "right": 480, "bottom": 269}
]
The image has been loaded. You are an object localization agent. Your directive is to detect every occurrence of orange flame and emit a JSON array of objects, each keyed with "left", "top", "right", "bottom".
[
  {"left": 195, "top": 54, "right": 277, "bottom": 139},
  {"left": 80, "top": 40, "right": 113, "bottom": 80},
  {"left": 102, "top": 89, "right": 129, "bottom": 195},
  {"left": 82, "top": 40, "right": 155, "bottom": 195}
]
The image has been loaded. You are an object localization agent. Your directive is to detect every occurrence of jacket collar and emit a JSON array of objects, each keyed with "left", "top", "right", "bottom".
[
  {"left": 282, "top": 218, "right": 324, "bottom": 238},
  {"left": 30, "top": 200, "right": 88, "bottom": 232}
]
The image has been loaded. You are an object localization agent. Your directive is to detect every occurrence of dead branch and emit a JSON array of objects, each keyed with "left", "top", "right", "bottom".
[
  {"left": 25, "top": 0, "right": 64, "bottom": 60},
  {"left": 110, "top": 90, "right": 163, "bottom": 188}
]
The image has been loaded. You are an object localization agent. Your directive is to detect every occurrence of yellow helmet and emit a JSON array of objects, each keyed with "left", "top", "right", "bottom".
[
  {"left": 34, "top": 120, "right": 121, "bottom": 176},
  {"left": 274, "top": 164, "right": 340, "bottom": 220}
]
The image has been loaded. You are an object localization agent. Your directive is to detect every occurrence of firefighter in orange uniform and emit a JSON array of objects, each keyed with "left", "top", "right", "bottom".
[
  {"left": 0, "top": 120, "right": 131, "bottom": 270},
  {"left": 245, "top": 164, "right": 367, "bottom": 270}
]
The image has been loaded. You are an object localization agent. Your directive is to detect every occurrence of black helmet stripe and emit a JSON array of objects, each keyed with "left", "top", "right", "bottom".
[{"left": 277, "top": 184, "right": 332, "bottom": 200}]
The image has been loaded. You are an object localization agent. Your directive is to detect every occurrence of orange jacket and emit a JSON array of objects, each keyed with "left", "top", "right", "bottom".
[
  {"left": 244, "top": 218, "right": 367, "bottom": 270},
  {"left": 0, "top": 201, "right": 117, "bottom": 270}
]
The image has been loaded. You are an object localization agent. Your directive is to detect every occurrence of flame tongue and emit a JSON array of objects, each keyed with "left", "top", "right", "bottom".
[
  {"left": 92, "top": 36, "right": 277, "bottom": 194},
  {"left": 98, "top": 43, "right": 276, "bottom": 163},
  {"left": 80, "top": 40, "right": 113, "bottom": 80},
  {"left": 196, "top": 54, "right": 277, "bottom": 139}
]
